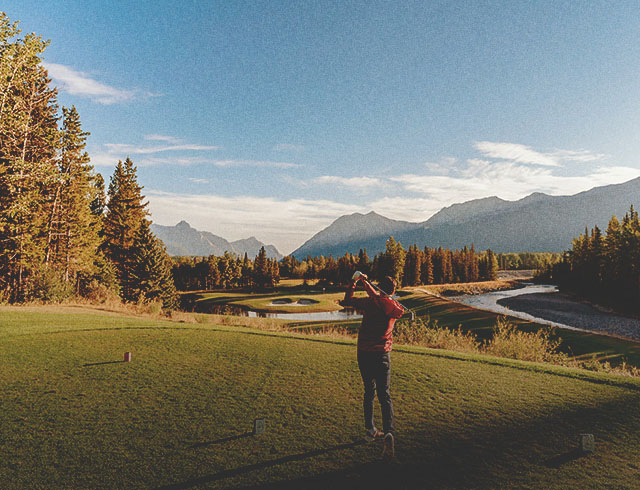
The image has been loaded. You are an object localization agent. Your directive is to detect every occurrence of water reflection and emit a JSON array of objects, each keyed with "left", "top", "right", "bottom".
[{"left": 196, "top": 303, "right": 361, "bottom": 321}]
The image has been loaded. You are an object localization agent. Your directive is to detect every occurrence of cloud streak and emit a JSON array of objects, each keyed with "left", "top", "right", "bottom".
[
  {"left": 212, "top": 160, "right": 302, "bottom": 169},
  {"left": 44, "top": 62, "right": 150, "bottom": 104},
  {"left": 104, "top": 143, "right": 220, "bottom": 154},
  {"left": 474, "top": 141, "right": 560, "bottom": 166},
  {"left": 314, "top": 175, "right": 382, "bottom": 189}
]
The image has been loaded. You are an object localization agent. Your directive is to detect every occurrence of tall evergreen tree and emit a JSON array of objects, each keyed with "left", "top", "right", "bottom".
[
  {"left": 0, "top": 14, "right": 59, "bottom": 299},
  {"left": 378, "top": 236, "right": 406, "bottom": 284},
  {"left": 102, "top": 158, "right": 149, "bottom": 300},
  {"left": 129, "top": 220, "right": 178, "bottom": 309},
  {"left": 44, "top": 106, "right": 100, "bottom": 285}
]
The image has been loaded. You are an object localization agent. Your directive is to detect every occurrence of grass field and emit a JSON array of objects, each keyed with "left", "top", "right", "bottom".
[{"left": 2, "top": 307, "right": 640, "bottom": 489}]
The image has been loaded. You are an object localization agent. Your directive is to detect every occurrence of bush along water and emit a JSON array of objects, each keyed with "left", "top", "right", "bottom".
[{"left": 394, "top": 316, "right": 639, "bottom": 377}]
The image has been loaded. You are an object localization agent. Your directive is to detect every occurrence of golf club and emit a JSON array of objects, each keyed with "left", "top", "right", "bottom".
[{"left": 352, "top": 271, "right": 416, "bottom": 321}]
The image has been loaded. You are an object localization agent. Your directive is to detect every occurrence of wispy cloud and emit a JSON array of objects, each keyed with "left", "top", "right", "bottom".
[
  {"left": 147, "top": 191, "right": 365, "bottom": 254},
  {"left": 473, "top": 141, "right": 608, "bottom": 168},
  {"left": 44, "top": 62, "right": 153, "bottom": 104},
  {"left": 424, "top": 157, "right": 457, "bottom": 175},
  {"left": 188, "top": 178, "right": 210, "bottom": 184},
  {"left": 314, "top": 175, "right": 382, "bottom": 189},
  {"left": 212, "top": 160, "right": 302, "bottom": 169},
  {"left": 144, "top": 134, "right": 182, "bottom": 144},
  {"left": 273, "top": 144, "right": 306, "bottom": 152},
  {"left": 474, "top": 141, "right": 560, "bottom": 167},
  {"left": 104, "top": 143, "right": 220, "bottom": 154},
  {"left": 550, "top": 149, "right": 608, "bottom": 162}
]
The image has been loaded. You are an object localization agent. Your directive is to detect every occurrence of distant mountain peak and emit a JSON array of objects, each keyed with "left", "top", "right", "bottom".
[
  {"left": 292, "top": 177, "right": 640, "bottom": 256},
  {"left": 151, "top": 222, "right": 282, "bottom": 259}
]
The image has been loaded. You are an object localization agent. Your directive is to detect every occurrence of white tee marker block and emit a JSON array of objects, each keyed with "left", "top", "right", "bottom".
[
  {"left": 124, "top": 352, "right": 132, "bottom": 362},
  {"left": 580, "top": 433, "right": 595, "bottom": 453},
  {"left": 253, "top": 417, "right": 266, "bottom": 435}
]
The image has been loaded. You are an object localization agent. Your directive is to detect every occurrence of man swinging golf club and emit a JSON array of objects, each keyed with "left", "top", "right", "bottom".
[{"left": 341, "top": 271, "right": 404, "bottom": 459}]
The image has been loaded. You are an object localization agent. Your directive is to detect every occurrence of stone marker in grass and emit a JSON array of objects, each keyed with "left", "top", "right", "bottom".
[
  {"left": 580, "top": 433, "right": 595, "bottom": 453},
  {"left": 253, "top": 417, "right": 266, "bottom": 435}
]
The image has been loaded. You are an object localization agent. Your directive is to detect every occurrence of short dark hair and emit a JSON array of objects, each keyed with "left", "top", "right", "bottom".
[{"left": 378, "top": 276, "right": 396, "bottom": 296}]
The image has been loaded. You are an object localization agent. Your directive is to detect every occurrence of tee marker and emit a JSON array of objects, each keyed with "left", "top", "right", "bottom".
[
  {"left": 580, "top": 433, "right": 595, "bottom": 453},
  {"left": 124, "top": 352, "right": 132, "bottom": 362},
  {"left": 253, "top": 417, "right": 266, "bottom": 435}
]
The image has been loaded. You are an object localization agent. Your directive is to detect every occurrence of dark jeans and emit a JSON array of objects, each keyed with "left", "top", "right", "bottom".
[{"left": 357, "top": 350, "right": 395, "bottom": 435}]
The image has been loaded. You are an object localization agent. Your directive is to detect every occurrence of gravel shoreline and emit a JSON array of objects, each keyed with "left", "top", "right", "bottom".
[{"left": 498, "top": 292, "right": 640, "bottom": 341}]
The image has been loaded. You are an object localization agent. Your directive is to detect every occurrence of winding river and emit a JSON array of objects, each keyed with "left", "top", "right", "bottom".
[
  {"left": 452, "top": 284, "right": 583, "bottom": 331},
  {"left": 452, "top": 283, "right": 640, "bottom": 340}
]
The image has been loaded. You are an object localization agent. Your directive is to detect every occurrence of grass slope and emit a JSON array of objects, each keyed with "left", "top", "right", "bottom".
[{"left": 2, "top": 308, "right": 640, "bottom": 489}]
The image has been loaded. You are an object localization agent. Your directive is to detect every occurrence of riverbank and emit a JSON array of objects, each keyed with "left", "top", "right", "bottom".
[{"left": 499, "top": 292, "right": 640, "bottom": 342}]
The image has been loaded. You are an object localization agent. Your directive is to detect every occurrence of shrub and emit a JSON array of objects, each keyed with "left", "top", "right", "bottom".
[
  {"left": 394, "top": 317, "right": 480, "bottom": 353},
  {"left": 25, "top": 267, "right": 74, "bottom": 303},
  {"left": 82, "top": 279, "right": 121, "bottom": 304},
  {"left": 483, "top": 317, "right": 568, "bottom": 363}
]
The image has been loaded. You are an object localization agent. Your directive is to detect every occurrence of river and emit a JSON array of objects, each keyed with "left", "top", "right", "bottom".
[
  {"left": 452, "top": 284, "right": 584, "bottom": 331},
  {"left": 452, "top": 283, "right": 640, "bottom": 340}
]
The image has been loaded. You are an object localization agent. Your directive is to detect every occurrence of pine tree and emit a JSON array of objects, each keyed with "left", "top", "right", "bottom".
[
  {"left": 421, "top": 247, "right": 434, "bottom": 285},
  {"left": 129, "top": 221, "right": 178, "bottom": 309},
  {"left": 403, "top": 244, "right": 422, "bottom": 286},
  {"left": 253, "top": 246, "right": 269, "bottom": 288},
  {"left": 379, "top": 237, "right": 406, "bottom": 284},
  {"left": 44, "top": 106, "right": 100, "bottom": 287},
  {"left": 0, "top": 14, "right": 60, "bottom": 299},
  {"left": 357, "top": 248, "right": 370, "bottom": 275},
  {"left": 102, "top": 158, "right": 149, "bottom": 300}
]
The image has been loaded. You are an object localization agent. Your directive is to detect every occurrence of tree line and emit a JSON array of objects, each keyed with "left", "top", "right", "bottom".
[
  {"left": 543, "top": 206, "right": 640, "bottom": 313},
  {"left": 172, "top": 247, "right": 280, "bottom": 291},
  {"left": 496, "top": 252, "right": 561, "bottom": 271},
  {"left": 0, "top": 13, "right": 177, "bottom": 308},
  {"left": 174, "top": 237, "right": 501, "bottom": 291}
]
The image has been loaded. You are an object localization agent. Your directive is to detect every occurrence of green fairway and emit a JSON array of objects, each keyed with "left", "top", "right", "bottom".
[
  {"left": 186, "top": 290, "right": 348, "bottom": 314},
  {"left": 2, "top": 307, "right": 640, "bottom": 489}
]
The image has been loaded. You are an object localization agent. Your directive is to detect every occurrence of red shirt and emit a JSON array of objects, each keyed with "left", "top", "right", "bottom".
[{"left": 341, "top": 281, "right": 404, "bottom": 352}]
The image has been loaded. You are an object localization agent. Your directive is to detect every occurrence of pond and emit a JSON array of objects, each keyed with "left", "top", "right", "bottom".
[{"left": 196, "top": 303, "right": 362, "bottom": 321}]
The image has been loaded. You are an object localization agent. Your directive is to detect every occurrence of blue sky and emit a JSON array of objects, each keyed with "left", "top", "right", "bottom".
[{"left": 5, "top": 1, "right": 640, "bottom": 254}]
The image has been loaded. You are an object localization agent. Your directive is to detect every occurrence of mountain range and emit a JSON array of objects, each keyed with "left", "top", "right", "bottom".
[
  {"left": 291, "top": 177, "right": 640, "bottom": 258},
  {"left": 151, "top": 221, "right": 282, "bottom": 260}
]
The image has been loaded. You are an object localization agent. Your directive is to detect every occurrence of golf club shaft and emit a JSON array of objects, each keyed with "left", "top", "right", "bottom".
[{"left": 360, "top": 277, "right": 414, "bottom": 318}]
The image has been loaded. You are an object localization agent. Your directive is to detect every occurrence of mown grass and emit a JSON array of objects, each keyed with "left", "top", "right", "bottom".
[
  {"left": 2, "top": 307, "right": 640, "bottom": 489},
  {"left": 187, "top": 290, "right": 353, "bottom": 314}
]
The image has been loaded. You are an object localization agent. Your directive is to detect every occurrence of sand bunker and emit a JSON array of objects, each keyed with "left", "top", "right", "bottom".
[{"left": 268, "top": 298, "right": 320, "bottom": 307}]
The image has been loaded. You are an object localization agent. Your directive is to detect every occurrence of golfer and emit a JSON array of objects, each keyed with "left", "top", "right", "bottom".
[{"left": 341, "top": 273, "right": 404, "bottom": 458}]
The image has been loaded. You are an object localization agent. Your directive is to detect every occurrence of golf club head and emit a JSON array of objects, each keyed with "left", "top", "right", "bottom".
[{"left": 352, "top": 271, "right": 362, "bottom": 281}]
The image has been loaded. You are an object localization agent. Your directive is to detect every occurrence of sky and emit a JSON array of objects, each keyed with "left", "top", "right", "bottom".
[{"left": 4, "top": 0, "right": 640, "bottom": 254}]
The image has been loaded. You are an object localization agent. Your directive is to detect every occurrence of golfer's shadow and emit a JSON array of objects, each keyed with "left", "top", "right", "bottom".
[{"left": 156, "top": 438, "right": 366, "bottom": 490}]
